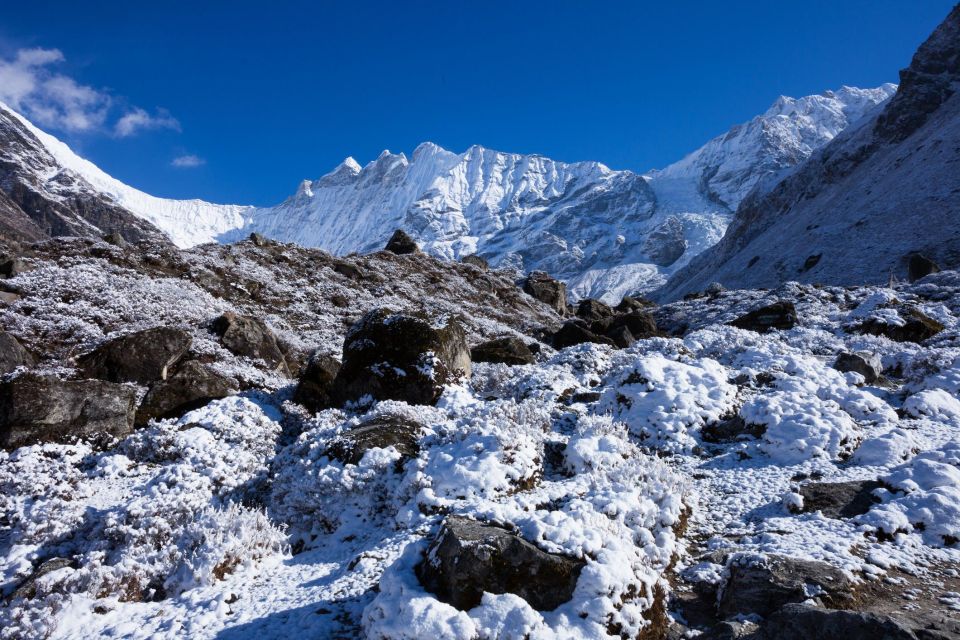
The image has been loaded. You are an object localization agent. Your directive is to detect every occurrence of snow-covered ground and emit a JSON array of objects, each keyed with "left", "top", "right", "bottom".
[{"left": 2, "top": 239, "right": 959, "bottom": 638}]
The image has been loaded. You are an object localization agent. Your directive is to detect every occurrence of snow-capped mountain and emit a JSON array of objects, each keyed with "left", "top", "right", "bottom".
[
  {"left": 0, "top": 84, "right": 894, "bottom": 301},
  {"left": 659, "top": 5, "right": 960, "bottom": 300}
]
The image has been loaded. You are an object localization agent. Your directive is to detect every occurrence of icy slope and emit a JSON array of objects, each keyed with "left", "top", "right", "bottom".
[
  {"left": 659, "top": 5, "right": 960, "bottom": 300},
  {"left": 0, "top": 102, "right": 251, "bottom": 247}
]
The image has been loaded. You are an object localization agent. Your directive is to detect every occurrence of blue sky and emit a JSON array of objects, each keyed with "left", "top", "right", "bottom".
[{"left": 0, "top": 1, "right": 954, "bottom": 206}]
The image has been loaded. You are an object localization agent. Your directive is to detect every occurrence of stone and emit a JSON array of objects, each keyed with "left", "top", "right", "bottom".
[
  {"left": 211, "top": 312, "right": 289, "bottom": 375},
  {"left": 760, "top": 604, "right": 918, "bottom": 640},
  {"left": 853, "top": 307, "right": 944, "bottom": 343},
  {"left": 330, "top": 309, "right": 471, "bottom": 407},
  {"left": 552, "top": 320, "right": 616, "bottom": 349},
  {"left": 470, "top": 336, "right": 536, "bottom": 366},
  {"left": 717, "top": 554, "right": 852, "bottom": 618},
  {"left": 384, "top": 229, "right": 419, "bottom": 254},
  {"left": 606, "top": 324, "right": 636, "bottom": 349},
  {"left": 10, "top": 557, "right": 74, "bottom": 601},
  {"left": 908, "top": 253, "right": 940, "bottom": 282},
  {"left": 325, "top": 415, "right": 421, "bottom": 466},
  {"left": 833, "top": 352, "right": 883, "bottom": 384},
  {"left": 797, "top": 480, "right": 883, "bottom": 519},
  {"left": 576, "top": 298, "right": 615, "bottom": 323},
  {"left": 729, "top": 301, "right": 798, "bottom": 333},
  {"left": 461, "top": 254, "right": 488, "bottom": 270},
  {"left": 77, "top": 327, "right": 192, "bottom": 384},
  {"left": 293, "top": 352, "right": 341, "bottom": 411},
  {"left": 606, "top": 310, "right": 659, "bottom": 340},
  {"left": 523, "top": 271, "right": 567, "bottom": 315},
  {"left": 0, "top": 331, "right": 33, "bottom": 375},
  {"left": 416, "top": 516, "right": 585, "bottom": 611},
  {"left": 135, "top": 361, "right": 238, "bottom": 426},
  {"left": 0, "top": 374, "right": 138, "bottom": 450}
]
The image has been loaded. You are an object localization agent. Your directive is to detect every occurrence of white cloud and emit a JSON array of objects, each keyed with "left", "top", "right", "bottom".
[
  {"left": 115, "top": 107, "right": 180, "bottom": 137},
  {"left": 0, "top": 46, "right": 179, "bottom": 138},
  {"left": 171, "top": 154, "right": 205, "bottom": 168}
]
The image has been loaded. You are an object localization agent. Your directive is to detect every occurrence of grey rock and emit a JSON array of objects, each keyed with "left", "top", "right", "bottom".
[
  {"left": 325, "top": 414, "right": 421, "bottom": 466},
  {"left": 294, "top": 352, "right": 341, "bottom": 411},
  {"left": 77, "top": 326, "right": 192, "bottom": 384},
  {"left": 0, "top": 331, "right": 33, "bottom": 375},
  {"left": 523, "top": 271, "right": 567, "bottom": 315},
  {"left": 384, "top": 229, "right": 419, "bottom": 254},
  {"left": 761, "top": 603, "right": 919, "bottom": 640},
  {"left": 834, "top": 351, "right": 882, "bottom": 384},
  {"left": 798, "top": 480, "right": 883, "bottom": 519},
  {"left": 471, "top": 336, "right": 536, "bottom": 366},
  {"left": 135, "top": 361, "right": 237, "bottom": 426},
  {"left": 718, "top": 554, "right": 853, "bottom": 618},
  {"left": 0, "top": 374, "right": 138, "bottom": 450},
  {"left": 729, "top": 301, "right": 798, "bottom": 333},
  {"left": 416, "top": 516, "right": 585, "bottom": 611},
  {"left": 330, "top": 309, "right": 471, "bottom": 407},
  {"left": 211, "top": 312, "right": 289, "bottom": 375}
]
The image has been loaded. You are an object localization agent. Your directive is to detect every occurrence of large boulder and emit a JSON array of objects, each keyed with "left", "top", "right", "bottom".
[
  {"left": 729, "top": 301, "right": 798, "bottom": 333},
  {"left": 717, "top": 555, "right": 852, "bottom": 618},
  {"left": 576, "top": 298, "right": 615, "bottom": 323},
  {"left": 833, "top": 351, "right": 882, "bottom": 384},
  {"left": 211, "top": 312, "right": 289, "bottom": 375},
  {"left": 325, "top": 415, "right": 421, "bottom": 466},
  {"left": 0, "top": 374, "right": 138, "bottom": 449},
  {"left": 470, "top": 336, "right": 536, "bottom": 366},
  {"left": 293, "top": 352, "right": 341, "bottom": 411},
  {"left": 77, "top": 327, "right": 192, "bottom": 384},
  {"left": 760, "top": 604, "right": 918, "bottom": 640},
  {"left": 602, "top": 310, "right": 659, "bottom": 340},
  {"left": 330, "top": 309, "right": 471, "bottom": 407},
  {"left": 384, "top": 229, "right": 419, "bottom": 255},
  {"left": 852, "top": 307, "right": 944, "bottom": 343},
  {"left": 0, "top": 331, "right": 33, "bottom": 375},
  {"left": 523, "top": 271, "right": 567, "bottom": 315},
  {"left": 907, "top": 253, "right": 940, "bottom": 282},
  {"left": 135, "top": 361, "right": 238, "bottom": 426},
  {"left": 416, "top": 516, "right": 585, "bottom": 611},
  {"left": 797, "top": 480, "right": 883, "bottom": 519}
]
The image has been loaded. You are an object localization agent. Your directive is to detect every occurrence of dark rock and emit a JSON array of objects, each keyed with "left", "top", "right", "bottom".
[
  {"left": 330, "top": 309, "right": 471, "bottom": 407},
  {"left": 761, "top": 604, "right": 918, "bottom": 640},
  {"left": 77, "top": 327, "right": 192, "bottom": 384},
  {"left": 0, "top": 258, "right": 30, "bottom": 278},
  {"left": 293, "top": 353, "right": 341, "bottom": 411},
  {"left": 325, "top": 414, "right": 421, "bottom": 466},
  {"left": 416, "top": 516, "right": 585, "bottom": 611},
  {"left": 461, "top": 254, "right": 488, "bottom": 270},
  {"left": 607, "top": 310, "right": 659, "bottom": 340},
  {"left": 702, "top": 414, "right": 765, "bottom": 443},
  {"left": 615, "top": 296, "right": 655, "bottom": 313},
  {"left": 908, "top": 254, "right": 940, "bottom": 282},
  {"left": 797, "top": 480, "right": 883, "bottom": 519},
  {"left": 576, "top": 298, "right": 615, "bottom": 323},
  {"left": 523, "top": 271, "right": 567, "bottom": 315},
  {"left": 552, "top": 320, "right": 616, "bottom": 349},
  {"left": 0, "top": 374, "right": 138, "bottom": 450},
  {"left": 853, "top": 307, "right": 944, "bottom": 343},
  {"left": 135, "top": 361, "right": 238, "bottom": 426},
  {"left": 606, "top": 325, "right": 636, "bottom": 349},
  {"left": 833, "top": 352, "right": 882, "bottom": 384},
  {"left": 10, "top": 557, "right": 74, "bottom": 601},
  {"left": 471, "top": 336, "right": 536, "bottom": 366},
  {"left": 700, "top": 620, "right": 762, "bottom": 640},
  {"left": 384, "top": 229, "right": 419, "bottom": 255},
  {"left": 211, "top": 312, "right": 289, "bottom": 375},
  {"left": 729, "top": 301, "right": 798, "bottom": 333},
  {"left": 717, "top": 555, "right": 853, "bottom": 618},
  {"left": 0, "top": 331, "right": 33, "bottom": 375}
]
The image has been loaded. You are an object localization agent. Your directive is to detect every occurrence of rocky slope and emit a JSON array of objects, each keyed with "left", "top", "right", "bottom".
[
  {"left": 0, "top": 84, "right": 893, "bottom": 301},
  {"left": 659, "top": 4, "right": 960, "bottom": 300}
]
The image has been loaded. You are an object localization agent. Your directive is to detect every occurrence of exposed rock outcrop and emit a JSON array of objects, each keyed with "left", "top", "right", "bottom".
[{"left": 77, "top": 327, "right": 192, "bottom": 384}]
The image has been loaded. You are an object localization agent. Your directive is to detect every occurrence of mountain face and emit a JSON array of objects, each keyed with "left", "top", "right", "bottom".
[
  {"left": 658, "top": 5, "right": 960, "bottom": 300},
  {"left": 0, "top": 101, "right": 251, "bottom": 247},
  {"left": 0, "top": 84, "right": 894, "bottom": 300}
]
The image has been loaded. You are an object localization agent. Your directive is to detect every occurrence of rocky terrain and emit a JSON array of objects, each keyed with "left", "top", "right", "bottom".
[{"left": 0, "top": 227, "right": 956, "bottom": 639}]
